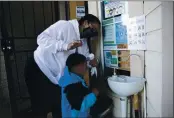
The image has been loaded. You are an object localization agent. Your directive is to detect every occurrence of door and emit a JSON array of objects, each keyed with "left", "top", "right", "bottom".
[{"left": 0, "top": 1, "right": 60, "bottom": 118}]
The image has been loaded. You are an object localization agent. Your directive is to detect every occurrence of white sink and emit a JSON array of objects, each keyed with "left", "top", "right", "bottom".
[{"left": 107, "top": 75, "right": 146, "bottom": 97}]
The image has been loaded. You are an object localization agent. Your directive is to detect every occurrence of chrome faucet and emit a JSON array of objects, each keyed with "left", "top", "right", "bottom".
[
  {"left": 111, "top": 66, "right": 119, "bottom": 76},
  {"left": 125, "top": 54, "right": 144, "bottom": 77}
]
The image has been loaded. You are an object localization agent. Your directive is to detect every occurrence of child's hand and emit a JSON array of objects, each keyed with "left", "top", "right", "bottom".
[
  {"left": 92, "top": 88, "right": 99, "bottom": 96},
  {"left": 89, "top": 58, "right": 98, "bottom": 67}
]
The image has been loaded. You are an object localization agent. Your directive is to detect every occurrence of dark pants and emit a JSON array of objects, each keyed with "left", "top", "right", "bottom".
[{"left": 24, "top": 54, "right": 62, "bottom": 118}]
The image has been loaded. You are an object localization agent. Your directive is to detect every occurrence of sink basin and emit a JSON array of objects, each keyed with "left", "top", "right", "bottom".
[{"left": 107, "top": 75, "right": 146, "bottom": 97}]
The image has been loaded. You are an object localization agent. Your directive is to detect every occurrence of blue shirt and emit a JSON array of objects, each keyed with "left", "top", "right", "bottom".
[{"left": 58, "top": 66, "right": 97, "bottom": 117}]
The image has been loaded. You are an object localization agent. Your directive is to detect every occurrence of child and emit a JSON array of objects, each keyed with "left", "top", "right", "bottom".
[{"left": 58, "top": 53, "right": 99, "bottom": 118}]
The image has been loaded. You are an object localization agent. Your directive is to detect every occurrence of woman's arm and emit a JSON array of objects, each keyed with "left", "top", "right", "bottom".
[{"left": 37, "top": 22, "right": 78, "bottom": 53}]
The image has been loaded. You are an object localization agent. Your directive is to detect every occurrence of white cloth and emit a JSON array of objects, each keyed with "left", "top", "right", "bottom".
[
  {"left": 34, "top": 20, "right": 93, "bottom": 85},
  {"left": 91, "top": 67, "right": 97, "bottom": 77},
  {"left": 86, "top": 54, "right": 97, "bottom": 77}
]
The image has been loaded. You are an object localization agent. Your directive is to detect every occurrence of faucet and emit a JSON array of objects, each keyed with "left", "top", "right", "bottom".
[
  {"left": 110, "top": 66, "right": 119, "bottom": 77},
  {"left": 125, "top": 54, "right": 144, "bottom": 77},
  {"left": 113, "top": 68, "right": 116, "bottom": 76},
  {"left": 112, "top": 66, "right": 126, "bottom": 81}
]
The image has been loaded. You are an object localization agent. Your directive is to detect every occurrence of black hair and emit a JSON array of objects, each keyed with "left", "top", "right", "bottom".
[
  {"left": 66, "top": 53, "right": 87, "bottom": 71},
  {"left": 78, "top": 14, "right": 101, "bottom": 25}
]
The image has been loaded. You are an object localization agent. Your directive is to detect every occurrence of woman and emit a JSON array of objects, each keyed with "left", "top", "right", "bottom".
[{"left": 24, "top": 14, "right": 101, "bottom": 118}]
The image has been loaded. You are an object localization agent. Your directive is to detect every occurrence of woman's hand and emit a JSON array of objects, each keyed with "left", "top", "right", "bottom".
[
  {"left": 67, "top": 40, "right": 82, "bottom": 50},
  {"left": 89, "top": 58, "right": 98, "bottom": 67}
]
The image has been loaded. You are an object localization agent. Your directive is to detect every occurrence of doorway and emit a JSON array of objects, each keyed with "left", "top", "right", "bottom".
[{"left": 0, "top": 1, "right": 62, "bottom": 118}]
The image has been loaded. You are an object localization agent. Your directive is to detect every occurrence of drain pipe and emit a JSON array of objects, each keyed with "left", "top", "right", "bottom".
[
  {"left": 143, "top": 51, "right": 147, "bottom": 118},
  {"left": 144, "top": 82, "right": 147, "bottom": 118}
]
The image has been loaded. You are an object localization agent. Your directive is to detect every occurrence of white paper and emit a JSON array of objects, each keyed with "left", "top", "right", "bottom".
[{"left": 127, "top": 15, "right": 146, "bottom": 50}]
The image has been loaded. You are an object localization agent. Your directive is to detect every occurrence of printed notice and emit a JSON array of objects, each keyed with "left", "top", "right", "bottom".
[
  {"left": 103, "top": 24, "right": 115, "bottom": 45},
  {"left": 127, "top": 15, "right": 146, "bottom": 50},
  {"left": 104, "top": 1, "right": 125, "bottom": 19},
  {"left": 115, "top": 22, "right": 127, "bottom": 45},
  {"left": 76, "top": 6, "right": 85, "bottom": 18},
  {"left": 102, "top": 15, "right": 146, "bottom": 51},
  {"left": 104, "top": 50, "right": 118, "bottom": 68}
]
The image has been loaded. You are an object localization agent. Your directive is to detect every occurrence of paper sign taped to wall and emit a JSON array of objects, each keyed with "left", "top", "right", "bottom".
[
  {"left": 76, "top": 6, "right": 85, "bottom": 18},
  {"left": 104, "top": 1, "right": 125, "bottom": 19},
  {"left": 102, "top": 15, "right": 146, "bottom": 50},
  {"left": 127, "top": 15, "right": 146, "bottom": 50}
]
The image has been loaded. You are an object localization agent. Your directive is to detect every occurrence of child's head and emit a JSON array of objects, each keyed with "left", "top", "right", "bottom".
[{"left": 66, "top": 53, "right": 87, "bottom": 76}]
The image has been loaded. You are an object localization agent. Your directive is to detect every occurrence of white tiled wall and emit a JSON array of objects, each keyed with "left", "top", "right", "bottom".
[
  {"left": 145, "top": 51, "right": 162, "bottom": 116},
  {"left": 128, "top": 1, "right": 144, "bottom": 17},
  {"left": 146, "top": 30, "right": 162, "bottom": 52},
  {"left": 144, "top": 1, "right": 161, "bottom": 16},
  {"left": 130, "top": 1, "right": 173, "bottom": 117},
  {"left": 145, "top": 5, "right": 162, "bottom": 33},
  {"left": 146, "top": 99, "right": 159, "bottom": 117},
  {"left": 161, "top": 2, "right": 173, "bottom": 117},
  {"left": 89, "top": 1, "right": 173, "bottom": 117},
  {"left": 130, "top": 1, "right": 163, "bottom": 117}
]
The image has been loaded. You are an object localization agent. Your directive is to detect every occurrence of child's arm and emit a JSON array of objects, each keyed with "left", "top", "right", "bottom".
[
  {"left": 80, "top": 92, "right": 97, "bottom": 112},
  {"left": 64, "top": 82, "right": 98, "bottom": 111}
]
